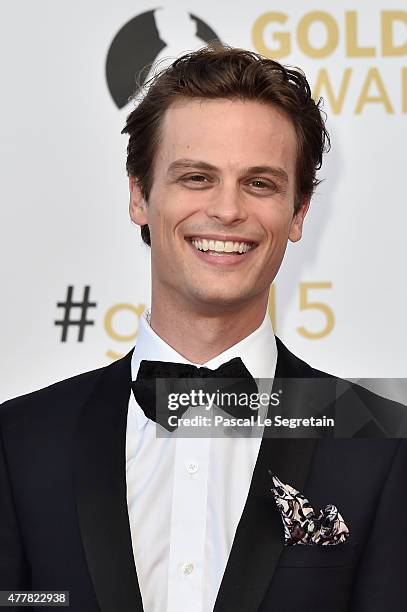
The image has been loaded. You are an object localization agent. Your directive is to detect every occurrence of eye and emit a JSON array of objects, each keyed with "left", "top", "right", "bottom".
[
  {"left": 184, "top": 174, "right": 207, "bottom": 182},
  {"left": 249, "top": 179, "right": 274, "bottom": 189},
  {"left": 180, "top": 174, "right": 212, "bottom": 189},
  {"left": 244, "top": 177, "right": 285, "bottom": 198}
]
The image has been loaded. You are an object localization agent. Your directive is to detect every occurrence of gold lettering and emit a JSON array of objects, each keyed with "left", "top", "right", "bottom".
[
  {"left": 104, "top": 302, "right": 145, "bottom": 343},
  {"left": 297, "top": 282, "right": 335, "bottom": 340},
  {"left": 252, "top": 12, "right": 290, "bottom": 59},
  {"left": 355, "top": 68, "right": 394, "bottom": 114},
  {"left": 382, "top": 11, "right": 407, "bottom": 56},
  {"left": 267, "top": 284, "right": 277, "bottom": 330},
  {"left": 312, "top": 68, "right": 352, "bottom": 114},
  {"left": 297, "top": 11, "right": 339, "bottom": 58},
  {"left": 346, "top": 11, "right": 376, "bottom": 57}
]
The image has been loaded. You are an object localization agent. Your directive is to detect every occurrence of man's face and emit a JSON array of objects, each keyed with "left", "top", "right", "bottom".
[{"left": 130, "top": 98, "right": 309, "bottom": 313}]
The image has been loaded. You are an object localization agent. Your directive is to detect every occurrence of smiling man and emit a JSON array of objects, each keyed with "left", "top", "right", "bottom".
[
  {"left": 128, "top": 97, "right": 306, "bottom": 356},
  {"left": 1, "top": 45, "right": 406, "bottom": 612}
]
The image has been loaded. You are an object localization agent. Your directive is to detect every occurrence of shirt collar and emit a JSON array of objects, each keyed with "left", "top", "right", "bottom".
[{"left": 130, "top": 308, "right": 277, "bottom": 430}]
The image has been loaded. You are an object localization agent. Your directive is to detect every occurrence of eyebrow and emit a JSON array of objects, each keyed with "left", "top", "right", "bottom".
[{"left": 167, "top": 159, "right": 289, "bottom": 184}]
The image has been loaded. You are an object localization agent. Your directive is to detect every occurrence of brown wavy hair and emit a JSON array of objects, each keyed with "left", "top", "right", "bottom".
[{"left": 121, "top": 43, "right": 330, "bottom": 246}]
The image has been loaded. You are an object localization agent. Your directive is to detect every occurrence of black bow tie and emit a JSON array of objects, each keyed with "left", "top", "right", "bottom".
[{"left": 131, "top": 357, "right": 259, "bottom": 432}]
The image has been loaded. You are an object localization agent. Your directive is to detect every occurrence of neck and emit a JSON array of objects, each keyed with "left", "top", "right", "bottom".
[{"left": 149, "top": 294, "right": 269, "bottom": 364}]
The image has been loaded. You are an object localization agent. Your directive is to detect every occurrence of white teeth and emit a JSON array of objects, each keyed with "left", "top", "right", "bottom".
[{"left": 190, "top": 238, "right": 253, "bottom": 254}]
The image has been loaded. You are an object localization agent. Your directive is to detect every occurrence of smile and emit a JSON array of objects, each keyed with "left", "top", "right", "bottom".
[
  {"left": 191, "top": 237, "right": 253, "bottom": 254},
  {"left": 186, "top": 236, "right": 258, "bottom": 266}
]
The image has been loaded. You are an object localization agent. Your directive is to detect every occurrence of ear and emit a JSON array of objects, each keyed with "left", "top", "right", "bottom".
[
  {"left": 288, "top": 196, "right": 311, "bottom": 243},
  {"left": 129, "top": 176, "right": 148, "bottom": 226}
]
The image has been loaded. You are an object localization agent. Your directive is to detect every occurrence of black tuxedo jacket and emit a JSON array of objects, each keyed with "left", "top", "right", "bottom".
[{"left": 1, "top": 337, "right": 406, "bottom": 612}]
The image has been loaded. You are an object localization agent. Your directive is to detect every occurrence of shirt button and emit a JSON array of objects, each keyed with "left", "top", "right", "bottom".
[
  {"left": 182, "top": 562, "right": 194, "bottom": 576},
  {"left": 186, "top": 462, "right": 198, "bottom": 474}
]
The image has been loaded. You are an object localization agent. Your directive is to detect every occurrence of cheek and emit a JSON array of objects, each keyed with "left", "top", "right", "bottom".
[
  {"left": 146, "top": 192, "right": 167, "bottom": 229},
  {"left": 149, "top": 201, "right": 185, "bottom": 252},
  {"left": 149, "top": 185, "right": 190, "bottom": 224},
  {"left": 259, "top": 209, "right": 293, "bottom": 243}
]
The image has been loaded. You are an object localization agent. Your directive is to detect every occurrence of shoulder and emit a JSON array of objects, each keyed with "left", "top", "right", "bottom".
[
  {"left": 276, "top": 336, "right": 406, "bottom": 435},
  {"left": 277, "top": 334, "right": 403, "bottom": 403},
  {"left": 1, "top": 346, "right": 135, "bottom": 429},
  {"left": 1, "top": 363, "right": 109, "bottom": 428},
  {"left": 313, "top": 360, "right": 405, "bottom": 426}
]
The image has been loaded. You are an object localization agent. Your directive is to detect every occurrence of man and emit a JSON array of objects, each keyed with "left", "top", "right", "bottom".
[{"left": 1, "top": 45, "right": 406, "bottom": 612}]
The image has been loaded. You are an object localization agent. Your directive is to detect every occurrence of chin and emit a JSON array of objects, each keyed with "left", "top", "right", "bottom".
[{"left": 187, "top": 287, "right": 252, "bottom": 308}]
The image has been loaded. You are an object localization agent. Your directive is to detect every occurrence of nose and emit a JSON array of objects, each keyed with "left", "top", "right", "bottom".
[{"left": 205, "top": 183, "right": 249, "bottom": 225}]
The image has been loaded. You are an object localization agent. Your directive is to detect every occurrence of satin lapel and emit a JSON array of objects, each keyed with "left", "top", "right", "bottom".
[
  {"left": 213, "top": 336, "right": 318, "bottom": 612},
  {"left": 74, "top": 349, "right": 144, "bottom": 612}
]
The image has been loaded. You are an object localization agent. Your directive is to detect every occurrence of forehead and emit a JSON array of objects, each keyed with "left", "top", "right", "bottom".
[{"left": 156, "top": 98, "right": 297, "bottom": 175}]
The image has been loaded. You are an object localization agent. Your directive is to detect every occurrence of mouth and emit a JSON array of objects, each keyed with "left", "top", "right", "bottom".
[{"left": 185, "top": 236, "right": 258, "bottom": 266}]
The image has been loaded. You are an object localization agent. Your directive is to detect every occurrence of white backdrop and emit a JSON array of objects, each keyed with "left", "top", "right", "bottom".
[{"left": 1, "top": 0, "right": 406, "bottom": 402}]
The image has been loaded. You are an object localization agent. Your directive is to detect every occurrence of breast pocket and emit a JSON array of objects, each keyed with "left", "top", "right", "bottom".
[{"left": 277, "top": 538, "right": 358, "bottom": 568}]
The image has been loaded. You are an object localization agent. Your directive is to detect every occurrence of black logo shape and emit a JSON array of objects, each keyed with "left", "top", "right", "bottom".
[{"left": 106, "top": 9, "right": 220, "bottom": 109}]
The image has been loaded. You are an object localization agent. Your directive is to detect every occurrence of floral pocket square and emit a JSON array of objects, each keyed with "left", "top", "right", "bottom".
[{"left": 269, "top": 472, "right": 349, "bottom": 546}]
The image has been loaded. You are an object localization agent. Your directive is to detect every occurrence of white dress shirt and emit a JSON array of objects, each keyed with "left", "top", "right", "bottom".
[{"left": 126, "top": 309, "right": 277, "bottom": 612}]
